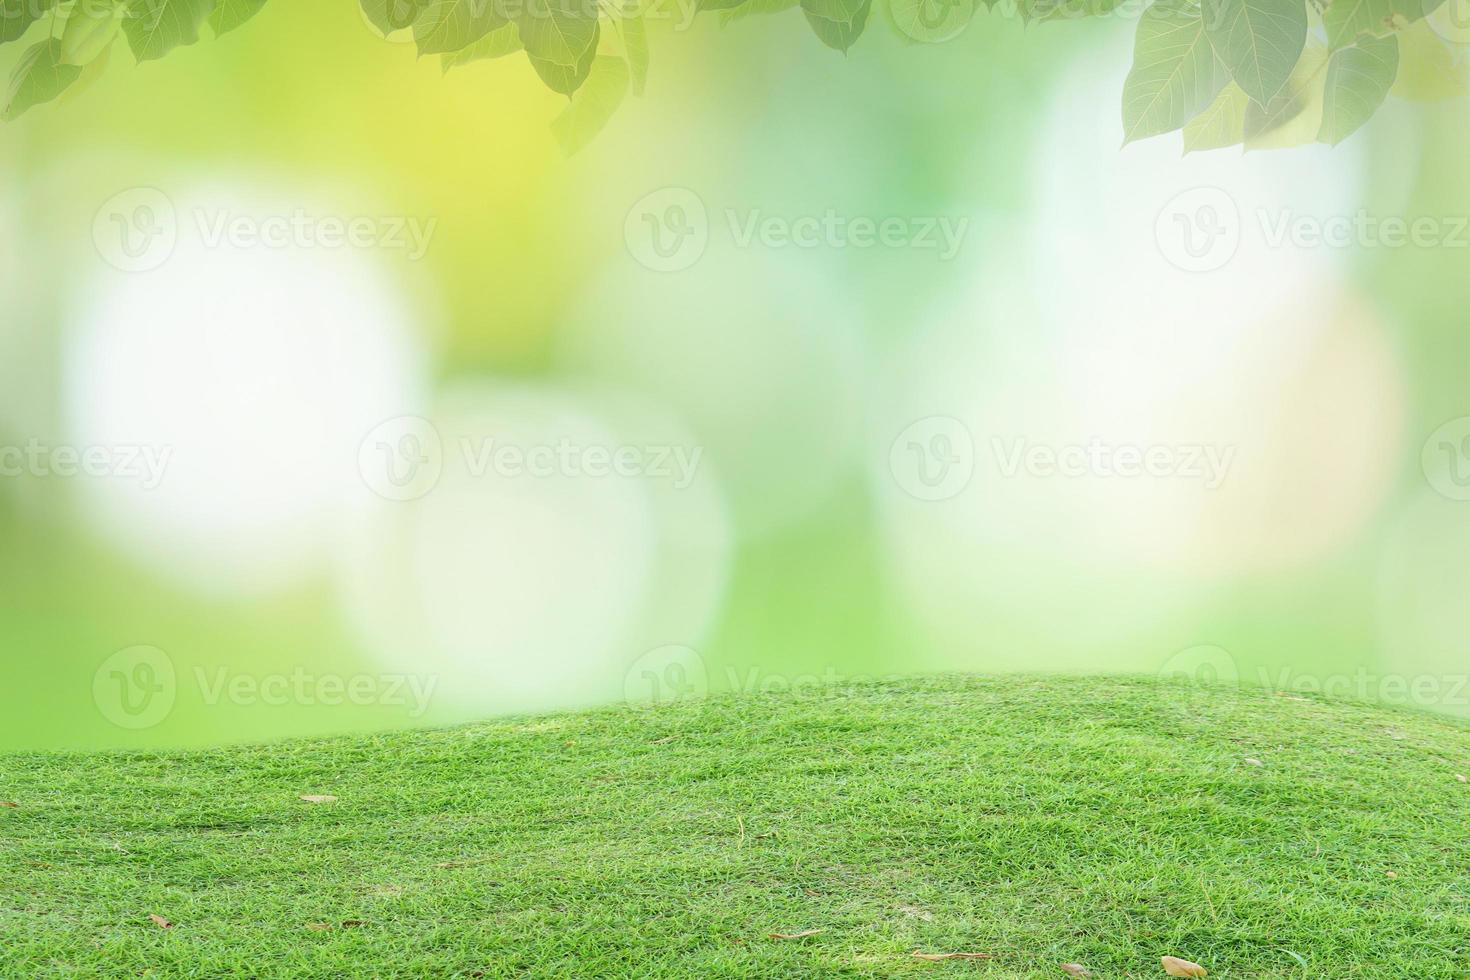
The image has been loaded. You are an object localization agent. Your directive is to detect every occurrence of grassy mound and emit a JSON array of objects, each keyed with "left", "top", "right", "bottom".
[{"left": 4, "top": 675, "right": 1470, "bottom": 977}]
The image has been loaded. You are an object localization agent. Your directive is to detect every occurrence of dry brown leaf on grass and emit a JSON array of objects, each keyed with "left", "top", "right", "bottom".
[
  {"left": 0, "top": 801, "right": 18, "bottom": 808},
  {"left": 300, "top": 795, "right": 338, "bottom": 803},
  {"left": 341, "top": 919, "right": 368, "bottom": 928},
  {"left": 911, "top": 950, "right": 993, "bottom": 961},
  {"left": 768, "top": 929, "right": 824, "bottom": 939},
  {"left": 1162, "top": 955, "right": 1207, "bottom": 977},
  {"left": 1060, "top": 964, "right": 1091, "bottom": 977},
  {"left": 148, "top": 914, "right": 173, "bottom": 929}
]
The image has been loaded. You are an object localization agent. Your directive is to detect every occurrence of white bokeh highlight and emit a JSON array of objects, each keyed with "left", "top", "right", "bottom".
[
  {"left": 63, "top": 183, "right": 429, "bottom": 596},
  {"left": 872, "top": 47, "right": 1406, "bottom": 669},
  {"left": 338, "top": 382, "right": 732, "bottom": 714}
]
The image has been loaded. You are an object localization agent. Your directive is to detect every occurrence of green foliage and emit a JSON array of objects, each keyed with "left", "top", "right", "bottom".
[
  {"left": 1121, "top": 0, "right": 1230, "bottom": 144},
  {"left": 552, "top": 51, "right": 628, "bottom": 151},
  {"left": 58, "top": 0, "right": 120, "bottom": 65},
  {"left": 122, "top": 0, "right": 215, "bottom": 62},
  {"left": 1319, "top": 33, "right": 1398, "bottom": 143},
  {"left": 517, "top": 0, "right": 600, "bottom": 94},
  {"left": 3, "top": 37, "right": 78, "bottom": 119},
  {"left": 1182, "top": 79, "right": 1251, "bottom": 150},
  {"left": 440, "top": 20, "right": 522, "bottom": 70},
  {"left": 1122, "top": 0, "right": 1451, "bottom": 146},
  {"left": 414, "top": 0, "right": 506, "bottom": 57},
  {"left": 0, "top": 0, "right": 1462, "bottom": 151},
  {"left": 800, "top": 0, "right": 873, "bottom": 51},
  {"left": 1, "top": 0, "right": 56, "bottom": 44},
  {"left": 1201, "top": 0, "right": 1305, "bottom": 104},
  {"left": 207, "top": 0, "right": 266, "bottom": 35}
]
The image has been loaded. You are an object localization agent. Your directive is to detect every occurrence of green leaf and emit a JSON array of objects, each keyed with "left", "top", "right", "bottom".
[
  {"left": 1322, "top": 0, "right": 1389, "bottom": 48},
  {"left": 1318, "top": 33, "right": 1398, "bottom": 143},
  {"left": 516, "top": 0, "right": 599, "bottom": 94},
  {"left": 414, "top": 0, "right": 506, "bottom": 55},
  {"left": 122, "top": 0, "right": 215, "bottom": 62},
  {"left": 1322, "top": 0, "right": 1444, "bottom": 49},
  {"left": 209, "top": 0, "right": 267, "bottom": 35},
  {"left": 1202, "top": 0, "right": 1306, "bottom": 103},
  {"left": 361, "top": 0, "right": 432, "bottom": 36},
  {"left": 440, "top": 18, "right": 521, "bottom": 69},
  {"left": 612, "top": 1, "right": 646, "bottom": 95},
  {"left": 2, "top": 0, "right": 56, "bottom": 44},
  {"left": 720, "top": 0, "right": 796, "bottom": 23},
  {"left": 59, "top": 34, "right": 112, "bottom": 101},
  {"left": 1121, "top": 0, "right": 1230, "bottom": 143},
  {"left": 60, "top": 0, "right": 122, "bottom": 65},
  {"left": 801, "top": 0, "right": 871, "bottom": 51},
  {"left": 1183, "top": 79, "right": 1250, "bottom": 150},
  {"left": 551, "top": 53, "right": 628, "bottom": 153},
  {"left": 1244, "top": 37, "right": 1327, "bottom": 147},
  {"left": 2, "top": 38, "right": 81, "bottom": 119},
  {"left": 1392, "top": 19, "right": 1467, "bottom": 101}
]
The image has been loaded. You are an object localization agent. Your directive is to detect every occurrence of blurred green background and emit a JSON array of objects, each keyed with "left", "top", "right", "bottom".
[{"left": 4, "top": 0, "right": 1470, "bottom": 749}]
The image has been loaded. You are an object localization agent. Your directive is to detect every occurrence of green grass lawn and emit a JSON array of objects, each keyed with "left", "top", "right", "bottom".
[{"left": 4, "top": 674, "right": 1470, "bottom": 977}]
